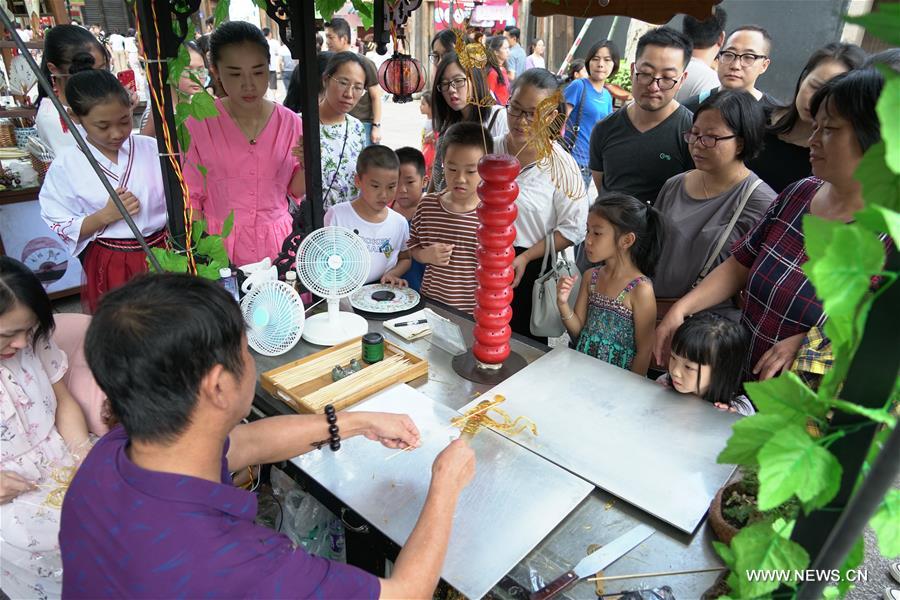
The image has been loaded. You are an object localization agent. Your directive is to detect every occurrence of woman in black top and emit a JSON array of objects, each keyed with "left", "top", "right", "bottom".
[{"left": 747, "top": 43, "right": 865, "bottom": 194}]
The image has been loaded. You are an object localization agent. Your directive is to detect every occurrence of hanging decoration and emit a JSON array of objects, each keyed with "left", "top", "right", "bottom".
[{"left": 378, "top": 54, "right": 426, "bottom": 103}]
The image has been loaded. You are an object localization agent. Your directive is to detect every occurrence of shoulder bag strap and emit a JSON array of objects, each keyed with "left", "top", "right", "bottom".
[
  {"left": 569, "top": 80, "right": 589, "bottom": 142},
  {"left": 693, "top": 177, "right": 763, "bottom": 286},
  {"left": 486, "top": 106, "right": 500, "bottom": 133}
]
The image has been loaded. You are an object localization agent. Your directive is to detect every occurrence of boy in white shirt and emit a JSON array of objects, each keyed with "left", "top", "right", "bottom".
[{"left": 325, "top": 146, "right": 411, "bottom": 285}]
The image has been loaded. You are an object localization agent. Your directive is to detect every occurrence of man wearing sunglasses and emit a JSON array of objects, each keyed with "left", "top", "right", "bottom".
[{"left": 683, "top": 26, "right": 776, "bottom": 114}]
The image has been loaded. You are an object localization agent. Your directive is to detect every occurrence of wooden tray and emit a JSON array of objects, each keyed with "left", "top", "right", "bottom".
[{"left": 260, "top": 337, "right": 429, "bottom": 414}]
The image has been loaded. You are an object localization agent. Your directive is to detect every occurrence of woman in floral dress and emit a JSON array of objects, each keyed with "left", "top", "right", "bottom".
[{"left": 1, "top": 257, "right": 91, "bottom": 599}]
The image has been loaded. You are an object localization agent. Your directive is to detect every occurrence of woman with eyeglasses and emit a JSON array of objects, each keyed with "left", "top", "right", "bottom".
[
  {"left": 429, "top": 29, "right": 457, "bottom": 68},
  {"left": 140, "top": 41, "right": 209, "bottom": 138},
  {"left": 316, "top": 52, "right": 368, "bottom": 208},
  {"left": 183, "top": 21, "right": 305, "bottom": 267},
  {"left": 36, "top": 24, "right": 112, "bottom": 155},
  {"left": 656, "top": 68, "right": 890, "bottom": 381},
  {"left": 428, "top": 52, "right": 508, "bottom": 192},
  {"left": 747, "top": 43, "right": 866, "bottom": 194},
  {"left": 494, "top": 69, "right": 589, "bottom": 343},
  {"left": 653, "top": 90, "right": 775, "bottom": 322}
]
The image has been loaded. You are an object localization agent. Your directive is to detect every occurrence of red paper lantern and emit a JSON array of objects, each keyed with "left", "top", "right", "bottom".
[{"left": 377, "top": 53, "right": 426, "bottom": 103}]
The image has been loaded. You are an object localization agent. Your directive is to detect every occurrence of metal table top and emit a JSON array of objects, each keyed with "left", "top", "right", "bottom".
[
  {"left": 462, "top": 347, "right": 739, "bottom": 534},
  {"left": 293, "top": 384, "right": 594, "bottom": 600},
  {"left": 252, "top": 303, "right": 725, "bottom": 599}
]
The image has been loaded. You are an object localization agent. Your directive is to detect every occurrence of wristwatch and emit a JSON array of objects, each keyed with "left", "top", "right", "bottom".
[{"left": 372, "top": 123, "right": 381, "bottom": 128}]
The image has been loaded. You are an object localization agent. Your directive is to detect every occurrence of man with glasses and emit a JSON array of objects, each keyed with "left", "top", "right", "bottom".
[
  {"left": 588, "top": 27, "right": 694, "bottom": 207},
  {"left": 326, "top": 17, "right": 384, "bottom": 146},
  {"left": 682, "top": 26, "right": 775, "bottom": 114}
]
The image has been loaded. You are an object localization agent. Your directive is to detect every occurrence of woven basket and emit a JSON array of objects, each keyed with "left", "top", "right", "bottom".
[
  {"left": 0, "top": 122, "right": 16, "bottom": 148},
  {"left": 30, "top": 154, "right": 51, "bottom": 180}
]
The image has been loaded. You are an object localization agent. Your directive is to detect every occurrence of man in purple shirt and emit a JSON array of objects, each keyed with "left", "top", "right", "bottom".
[{"left": 59, "top": 274, "right": 475, "bottom": 599}]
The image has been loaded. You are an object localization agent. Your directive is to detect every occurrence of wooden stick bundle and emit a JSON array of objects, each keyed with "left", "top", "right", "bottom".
[
  {"left": 271, "top": 344, "right": 362, "bottom": 389},
  {"left": 302, "top": 355, "right": 411, "bottom": 411}
]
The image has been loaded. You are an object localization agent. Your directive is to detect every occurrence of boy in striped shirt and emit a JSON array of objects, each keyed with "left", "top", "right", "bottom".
[{"left": 409, "top": 123, "right": 492, "bottom": 313}]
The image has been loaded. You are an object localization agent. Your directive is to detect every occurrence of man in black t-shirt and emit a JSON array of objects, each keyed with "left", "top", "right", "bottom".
[
  {"left": 326, "top": 18, "right": 383, "bottom": 146},
  {"left": 682, "top": 26, "right": 778, "bottom": 114},
  {"left": 589, "top": 27, "right": 695, "bottom": 206}
]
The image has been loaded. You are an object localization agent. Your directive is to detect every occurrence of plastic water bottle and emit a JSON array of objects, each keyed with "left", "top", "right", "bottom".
[{"left": 219, "top": 267, "right": 239, "bottom": 301}]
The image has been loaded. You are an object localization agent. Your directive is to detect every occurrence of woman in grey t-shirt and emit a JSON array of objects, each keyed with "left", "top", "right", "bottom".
[{"left": 654, "top": 90, "right": 776, "bottom": 321}]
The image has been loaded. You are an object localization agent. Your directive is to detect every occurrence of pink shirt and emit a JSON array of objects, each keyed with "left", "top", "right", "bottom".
[{"left": 184, "top": 99, "right": 302, "bottom": 266}]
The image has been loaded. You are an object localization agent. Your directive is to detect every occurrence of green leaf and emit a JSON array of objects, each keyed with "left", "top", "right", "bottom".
[
  {"left": 196, "top": 235, "right": 229, "bottom": 265},
  {"left": 829, "top": 398, "right": 897, "bottom": 426},
  {"left": 316, "top": 0, "right": 347, "bottom": 22},
  {"left": 190, "top": 90, "right": 220, "bottom": 121},
  {"left": 220, "top": 210, "right": 235, "bottom": 238},
  {"left": 351, "top": 0, "right": 373, "bottom": 28},
  {"left": 870, "top": 489, "right": 900, "bottom": 557},
  {"left": 730, "top": 520, "right": 810, "bottom": 597},
  {"left": 836, "top": 536, "right": 865, "bottom": 596},
  {"left": 803, "top": 222, "right": 885, "bottom": 322},
  {"left": 845, "top": 5, "right": 900, "bottom": 47},
  {"left": 878, "top": 73, "right": 900, "bottom": 174},
  {"left": 176, "top": 121, "right": 192, "bottom": 153},
  {"left": 718, "top": 414, "right": 792, "bottom": 466},
  {"left": 167, "top": 43, "right": 191, "bottom": 87},
  {"left": 856, "top": 141, "right": 900, "bottom": 212},
  {"left": 856, "top": 205, "right": 900, "bottom": 244},
  {"left": 802, "top": 452, "right": 842, "bottom": 513},
  {"left": 191, "top": 218, "right": 207, "bottom": 244},
  {"left": 214, "top": 0, "right": 230, "bottom": 26},
  {"left": 745, "top": 372, "right": 826, "bottom": 424},
  {"left": 713, "top": 540, "right": 735, "bottom": 568},
  {"left": 823, "top": 586, "right": 840, "bottom": 600},
  {"left": 196, "top": 261, "right": 223, "bottom": 280},
  {"left": 757, "top": 426, "right": 842, "bottom": 510},
  {"left": 251, "top": 0, "right": 267, "bottom": 10},
  {"left": 149, "top": 247, "right": 189, "bottom": 273},
  {"left": 174, "top": 101, "right": 193, "bottom": 127},
  {"left": 197, "top": 164, "right": 208, "bottom": 178},
  {"left": 803, "top": 215, "right": 840, "bottom": 265}
]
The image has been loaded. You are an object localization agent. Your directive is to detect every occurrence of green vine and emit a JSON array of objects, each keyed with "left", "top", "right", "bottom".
[{"left": 712, "top": 5, "right": 900, "bottom": 598}]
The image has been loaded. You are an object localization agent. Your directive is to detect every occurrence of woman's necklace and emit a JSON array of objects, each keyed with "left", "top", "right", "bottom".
[
  {"left": 226, "top": 100, "right": 269, "bottom": 145},
  {"left": 699, "top": 169, "right": 746, "bottom": 200}
]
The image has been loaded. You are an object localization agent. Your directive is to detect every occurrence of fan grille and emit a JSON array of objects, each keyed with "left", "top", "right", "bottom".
[
  {"left": 240, "top": 280, "right": 305, "bottom": 356},
  {"left": 296, "top": 226, "right": 370, "bottom": 297}
]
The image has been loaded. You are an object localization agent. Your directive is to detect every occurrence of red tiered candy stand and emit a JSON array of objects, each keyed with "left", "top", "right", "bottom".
[{"left": 452, "top": 154, "right": 528, "bottom": 383}]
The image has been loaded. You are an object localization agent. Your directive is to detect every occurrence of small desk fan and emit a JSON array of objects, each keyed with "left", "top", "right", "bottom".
[
  {"left": 296, "top": 226, "right": 370, "bottom": 346},
  {"left": 241, "top": 280, "right": 305, "bottom": 356}
]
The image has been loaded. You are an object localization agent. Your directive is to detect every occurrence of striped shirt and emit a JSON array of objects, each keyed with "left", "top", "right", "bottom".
[{"left": 409, "top": 194, "right": 480, "bottom": 313}]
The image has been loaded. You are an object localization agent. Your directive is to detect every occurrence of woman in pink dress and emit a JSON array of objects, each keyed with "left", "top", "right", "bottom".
[{"left": 184, "top": 22, "right": 305, "bottom": 267}]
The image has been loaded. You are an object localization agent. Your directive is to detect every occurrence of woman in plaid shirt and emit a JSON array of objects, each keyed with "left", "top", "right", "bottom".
[{"left": 654, "top": 67, "right": 888, "bottom": 381}]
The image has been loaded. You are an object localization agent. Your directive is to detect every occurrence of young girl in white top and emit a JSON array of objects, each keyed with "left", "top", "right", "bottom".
[
  {"left": 40, "top": 65, "right": 167, "bottom": 313},
  {"left": 660, "top": 312, "right": 755, "bottom": 415}
]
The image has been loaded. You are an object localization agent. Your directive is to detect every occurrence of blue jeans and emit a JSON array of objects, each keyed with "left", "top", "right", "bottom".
[
  {"left": 282, "top": 70, "right": 293, "bottom": 92},
  {"left": 362, "top": 122, "right": 377, "bottom": 147},
  {"left": 580, "top": 165, "right": 593, "bottom": 195}
]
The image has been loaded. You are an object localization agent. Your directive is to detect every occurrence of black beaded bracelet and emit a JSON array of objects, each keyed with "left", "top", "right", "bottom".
[{"left": 312, "top": 404, "right": 341, "bottom": 451}]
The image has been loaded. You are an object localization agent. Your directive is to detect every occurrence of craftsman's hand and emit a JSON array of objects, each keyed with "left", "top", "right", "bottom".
[
  {"left": 380, "top": 273, "right": 409, "bottom": 287},
  {"left": 291, "top": 135, "right": 304, "bottom": 167},
  {"left": 100, "top": 187, "right": 141, "bottom": 225},
  {"left": 753, "top": 333, "right": 806, "bottom": 381},
  {"left": 360, "top": 412, "right": 421, "bottom": 449},
  {"left": 653, "top": 307, "right": 686, "bottom": 367},
  {"left": 432, "top": 439, "right": 475, "bottom": 493},
  {"left": 420, "top": 243, "right": 454, "bottom": 266},
  {"left": 0, "top": 471, "right": 36, "bottom": 504},
  {"left": 556, "top": 274, "right": 577, "bottom": 305},
  {"left": 511, "top": 254, "right": 530, "bottom": 288}
]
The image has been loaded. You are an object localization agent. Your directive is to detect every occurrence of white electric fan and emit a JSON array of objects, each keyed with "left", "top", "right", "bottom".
[
  {"left": 296, "top": 226, "right": 370, "bottom": 346},
  {"left": 240, "top": 280, "right": 305, "bottom": 356}
]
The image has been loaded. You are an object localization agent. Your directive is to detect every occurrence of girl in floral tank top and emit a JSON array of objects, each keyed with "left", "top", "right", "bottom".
[{"left": 556, "top": 195, "right": 664, "bottom": 375}]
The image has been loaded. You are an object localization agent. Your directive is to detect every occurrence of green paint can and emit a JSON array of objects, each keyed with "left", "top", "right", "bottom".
[{"left": 361, "top": 332, "right": 384, "bottom": 364}]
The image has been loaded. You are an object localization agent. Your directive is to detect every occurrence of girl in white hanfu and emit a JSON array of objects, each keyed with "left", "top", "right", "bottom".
[
  {"left": 1, "top": 257, "right": 92, "bottom": 600},
  {"left": 39, "top": 65, "right": 167, "bottom": 313}
]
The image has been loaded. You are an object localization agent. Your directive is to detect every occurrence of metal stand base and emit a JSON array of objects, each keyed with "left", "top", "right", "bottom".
[{"left": 451, "top": 350, "right": 528, "bottom": 384}]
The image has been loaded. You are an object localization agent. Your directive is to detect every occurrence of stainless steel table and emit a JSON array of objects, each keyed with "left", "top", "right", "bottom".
[{"left": 253, "top": 303, "right": 725, "bottom": 599}]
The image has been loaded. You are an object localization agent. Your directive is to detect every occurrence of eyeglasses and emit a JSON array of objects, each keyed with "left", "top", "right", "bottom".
[
  {"left": 683, "top": 132, "right": 737, "bottom": 148},
  {"left": 506, "top": 104, "right": 536, "bottom": 123},
  {"left": 718, "top": 51, "right": 768, "bottom": 67},
  {"left": 436, "top": 77, "right": 467, "bottom": 92},
  {"left": 181, "top": 67, "right": 209, "bottom": 81},
  {"left": 633, "top": 72, "right": 681, "bottom": 90},
  {"left": 429, "top": 52, "right": 442, "bottom": 64},
  {"left": 329, "top": 76, "right": 367, "bottom": 97}
]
